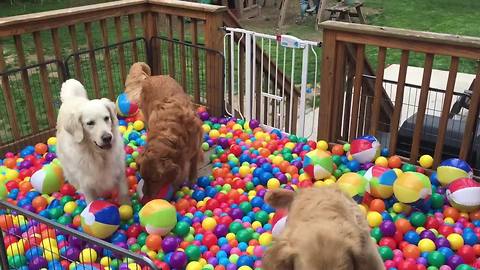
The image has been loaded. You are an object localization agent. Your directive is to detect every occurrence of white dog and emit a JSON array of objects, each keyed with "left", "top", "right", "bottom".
[{"left": 56, "top": 79, "right": 129, "bottom": 204}]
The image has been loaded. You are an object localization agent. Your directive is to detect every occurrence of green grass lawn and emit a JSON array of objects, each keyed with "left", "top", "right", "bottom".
[{"left": 0, "top": 0, "right": 114, "bottom": 17}]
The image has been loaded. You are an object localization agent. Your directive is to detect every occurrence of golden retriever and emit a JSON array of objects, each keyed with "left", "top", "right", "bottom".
[
  {"left": 263, "top": 186, "right": 384, "bottom": 270},
  {"left": 56, "top": 79, "right": 129, "bottom": 204},
  {"left": 125, "top": 62, "right": 203, "bottom": 203}
]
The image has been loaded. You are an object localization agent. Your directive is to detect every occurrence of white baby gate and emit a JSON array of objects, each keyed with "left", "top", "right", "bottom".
[{"left": 223, "top": 28, "right": 321, "bottom": 139}]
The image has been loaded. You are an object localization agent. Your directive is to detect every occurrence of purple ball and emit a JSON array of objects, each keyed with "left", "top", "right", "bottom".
[
  {"left": 379, "top": 220, "right": 396, "bottom": 237},
  {"left": 218, "top": 138, "right": 229, "bottom": 149},
  {"left": 208, "top": 257, "right": 219, "bottom": 266},
  {"left": 256, "top": 189, "right": 266, "bottom": 198},
  {"left": 221, "top": 244, "right": 232, "bottom": 253},
  {"left": 291, "top": 160, "right": 303, "bottom": 169},
  {"left": 170, "top": 251, "right": 187, "bottom": 268},
  {"left": 162, "top": 236, "right": 178, "bottom": 253},
  {"left": 277, "top": 174, "right": 288, "bottom": 184},
  {"left": 64, "top": 247, "right": 80, "bottom": 261},
  {"left": 213, "top": 224, "right": 228, "bottom": 237},
  {"left": 85, "top": 243, "right": 102, "bottom": 256},
  {"left": 115, "top": 242, "right": 128, "bottom": 249},
  {"left": 22, "top": 205, "right": 36, "bottom": 213},
  {"left": 226, "top": 263, "right": 237, "bottom": 270},
  {"left": 68, "top": 235, "right": 83, "bottom": 248},
  {"left": 229, "top": 208, "right": 244, "bottom": 220},
  {"left": 210, "top": 117, "right": 219, "bottom": 124},
  {"left": 192, "top": 217, "right": 201, "bottom": 224},
  {"left": 8, "top": 227, "right": 21, "bottom": 236},
  {"left": 249, "top": 119, "right": 259, "bottom": 129},
  {"left": 199, "top": 111, "right": 210, "bottom": 121},
  {"left": 219, "top": 118, "right": 228, "bottom": 125},
  {"left": 435, "top": 237, "right": 451, "bottom": 248},
  {"left": 447, "top": 254, "right": 464, "bottom": 269},
  {"left": 419, "top": 230, "right": 436, "bottom": 241},
  {"left": 29, "top": 256, "right": 48, "bottom": 270}
]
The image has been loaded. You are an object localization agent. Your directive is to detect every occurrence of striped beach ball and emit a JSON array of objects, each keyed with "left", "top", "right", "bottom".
[
  {"left": 139, "top": 199, "right": 177, "bottom": 236},
  {"left": 437, "top": 158, "right": 473, "bottom": 186},
  {"left": 364, "top": 165, "right": 397, "bottom": 199},
  {"left": 80, "top": 201, "right": 120, "bottom": 239},
  {"left": 116, "top": 93, "right": 139, "bottom": 117},
  {"left": 393, "top": 172, "right": 431, "bottom": 204},
  {"left": 337, "top": 172, "right": 368, "bottom": 203},
  {"left": 30, "top": 160, "right": 64, "bottom": 195},
  {"left": 303, "top": 149, "right": 333, "bottom": 180},
  {"left": 349, "top": 135, "right": 381, "bottom": 164},
  {"left": 446, "top": 178, "right": 480, "bottom": 212}
]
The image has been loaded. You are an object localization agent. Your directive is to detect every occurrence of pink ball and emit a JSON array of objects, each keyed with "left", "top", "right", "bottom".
[
  {"left": 230, "top": 247, "right": 241, "bottom": 255},
  {"left": 253, "top": 246, "right": 263, "bottom": 257},
  {"left": 439, "top": 266, "right": 451, "bottom": 270},
  {"left": 384, "top": 260, "right": 396, "bottom": 269},
  {"left": 393, "top": 249, "right": 403, "bottom": 257},
  {"left": 254, "top": 261, "right": 262, "bottom": 268},
  {"left": 127, "top": 237, "right": 137, "bottom": 245}
]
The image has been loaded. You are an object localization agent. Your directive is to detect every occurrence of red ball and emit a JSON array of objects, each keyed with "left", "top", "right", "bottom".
[
  {"left": 397, "top": 260, "right": 417, "bottom": 270},
  {"left": 379, "top": 237, "right": 397, "bottom": 250},
  {"left": 5, "top": 181, "right": 19, "bottom": 191},
  {"left": 425, "top": 217, "right": 440, "bottom": 230},
  {"left": 438, "top": 225, "right": 454, "bottom": 237},
  {"left": 230, "top": 145, "right": 242, "bottom": 157},
  {"left": 457, "top": 245, "right": 476, "bottom": 264},
  {"left": 202, "top": 233, "right": 218, "bottom": 247},
  {"left": 155, "top": 261, "right": 170, "bottom": 270},
  {"left": 206, "top": 199, "right": 220, "bottom": 211},
  {"left": 60, "top": 183, "right": 76, "bottom": 196},
  {"left": 127, "top": 224, "right": 143, "bottom": 238},
  {"left": 3, "top": 235, "right": 17, "bottom": 247}
]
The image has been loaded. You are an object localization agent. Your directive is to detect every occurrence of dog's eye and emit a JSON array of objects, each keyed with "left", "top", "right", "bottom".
[
  {"left": 104, "top": 116, "right": 110, "bottom": 122},
  {"left": 86, "top": 121, "right": 95, "bottom": 126}
]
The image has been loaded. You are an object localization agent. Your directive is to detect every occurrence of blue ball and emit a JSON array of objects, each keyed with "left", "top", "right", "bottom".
[
  {"left": 197, "top": 176, "right": 211, "bottom": 188},
  {"left": 463, "top": 232, "right": 478, "bottom": 245},
  {"left": 237, "top": 255, "right": 254, "bottom": 267},
  {"left": 404, "top": 231, "right": 420, "bottom": 245},
  {"left": 381, "top": 148, "right": 389, "bottom": 157},
  {"left": 250, "top": 197, "right": 264, "bottom": 208},
  {"left": 25, "top": 247, "right": 43, "bottom": 260},
  {"left": 261, "top": 163, "right": 273, "bottom": 172},
  {"left": 347, "top": 160, "right": 361, "bottom": 171},
  {"left": 192, "top": 190, "right": 206, "bottom": 201},
  {"left": 438, "top": 247, "right": 454, "bottom": 259}
]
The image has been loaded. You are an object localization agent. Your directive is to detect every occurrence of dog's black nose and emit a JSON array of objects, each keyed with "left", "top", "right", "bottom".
[{"left": 102, "top": 133, "right": 112, "bottom": 144}]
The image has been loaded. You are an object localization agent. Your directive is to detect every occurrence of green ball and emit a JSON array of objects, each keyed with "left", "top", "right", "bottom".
[
  {"left": 110, "top": 259, "right": 121, "bottom": 269},
  {"left": 402, "top": 163, "right": 416, "bottom": 172},
  {"left": 72, "top": 206, "right": 84, "bottom": 217},
  {"left": 49, "top": 207, "right": 63, "bottom": 219},
  {"left": 60, "top": 195, "right": 73, "bottom": 205},
  {"left": 343, "top": 143, "right": 350, "bottom": 152},
  {"left": 185, "top": 245, "right": 201, "bottom": 261},
  {"left": 229, "top": 222, "right": 243, "bottom": 234},
  {"left": 239, "top": 202, "right": 252, "bottom": 214},
  {"left": 378, "top": 246, "right": 393, "bottom": 261},
  {"left": 205, "top": 210, "right": 213, "bottom": 217},
  {"left": 430, "top": 193, "right": 444, "bottom": 209},
  {"left": 245, "top": 182, "right": 254, "bottom": 191},
  {"left": 410, "top": 212, "right": 426, "bottom": 227},
  {"left": 333, "top": 169, "right": 343, "bottom": 178},
  {"left": 427, "top": 267, "right": 439, "bottom": 270},
  {"left": 129, "top": 243, "right": 141, "bottom": 252},
  {"left": 332, "top": 155, "right": 342, "bottom": 166},
  {"left": 427, "top": 251, "right": 445, "bottom": 267},
  {"left": 298, "top": 137, "right": 307, "bottom": 143},
  {"left": 133, "top": 203, "right": 142, "bottom": 213},
  {"left": 283, "top": 153, "right": 293, "bottom": 162},
  {"left": 173, "top": 221, "right": 190, "bottom": 237},
  {"left": 8, "top": 255, "right": 26, "bottom": 268},
  {"left": 455, "top": 264, "right": 474, "bottom": 270},
  {"left": 370, "top": 227, "right": 382, "bottom": 242},
  {"left": 137, "top": 232, "right": 147, "bottom": 246},
  {"left": 156, "top": 252, "right": 165, "bottom": 261},
  {"left": 255, "top": 210, "right": 269, "bottom": 225},
  {"left": 236, "top": 229, "right": 253, "bottom": 243},
  {"left": 288, "top": 135, "right": 298, "bottom": 142},
  {"left": 57, "top": 215, "right": 72, "bottom": 225}
]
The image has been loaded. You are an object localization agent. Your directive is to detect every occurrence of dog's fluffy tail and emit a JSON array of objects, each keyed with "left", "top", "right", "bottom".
[
  {"left": 125, "top": 62, "right": 151, "bottom": 103},
  {"left": 60, "top": 79, "right": 88, "bottom": 102}
]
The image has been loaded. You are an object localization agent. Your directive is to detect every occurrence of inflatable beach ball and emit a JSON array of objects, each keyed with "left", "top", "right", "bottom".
[
  {"left": 437, "top": 158, "right": 473, "bottom": 186},
  {"left": 139, "top": 199, "right": 177, "bottom": 236},
  {"left": 303, "top": 149, "right": 333, "bottom": 180},
  {"left": 116, "top": 93, "right": 139, "bottom": 117},
  {"left": 393, "top": 172, "right": 431, "bottom": 204},
  {"left": 30, "top": 160, "right": 64, "bottom": 195},
  {"left": 80, "top": 200, "right": 120, "bottom": 239},
  {"left": 364, "top": 165, "right": 397, "bottom": 199},
  {"left": 337, "top": 172, "right": 368, "bottom": 203},
  {"left": 270, "top": 208, "right": 288, "bottom": 236},
  {"left": 446, "top": 178, "right": 480, "bottom": 212},
  {"left": 349, "top": 135, "right": 381, "bottom": 164}
]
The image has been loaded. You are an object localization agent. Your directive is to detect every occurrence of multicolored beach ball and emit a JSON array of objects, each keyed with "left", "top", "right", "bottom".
[
  {"left": 349, "top": 135, "right": 381, "bottom": 163},
  {"left": 446, "top": 178, "right": 480, "bottom": 212},
  {"left": 337, "top": 172, "right": 368, "bottom": 203},
  {"left": 303, "top": 149, "right": 334, "bottom": 180},
  {"left": 80, "top": 200, "right": 120, "bottom": 239},
  {"left": 139, "top": 199, "right": 177, "bottom": 236},
  {"left": 115, "top": 92, "right": 139, "bottom": 117},
  {"left": 437, "top": 158, "right": 473, "bottom": 186},
  {"left": 364, "top": 165, "right": 397, "bottom": 199},
  {"left": 393, "top": 172, "right": 432, "bottom": 204},
  {"left": 30, "top": 159, "right": 64, "bottom": 195}
]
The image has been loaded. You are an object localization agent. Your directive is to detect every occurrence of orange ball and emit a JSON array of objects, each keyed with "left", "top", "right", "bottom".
[
  {"left": 395, "top": 218, "right": 413, "bottom": 234},
  {"left": 403, "top": 244, "right": 420, "bottom": 259},
  {"left": 388, "top": 155, "right": 402, "bottom": 168},
  {"left": 331, "top": 144, "right": 344, "bottom": 156},
  {"left": 0, "top": 215, "right": 14, "bottom": 230},
  {"left": 72, "top": 215, "right": 81, "bottom": 228},
  {"left": 41, "top": 228, "right": 56, "bottom": 239},
  {"left": 32, "top": 196, "right": 48, "bottom": 210},
  {"left": 175, "top": 199, "right": 190, "bottom": 212},
  {"left": 473, "top": 244, "right": 480, "bottom": 256},
  {"left": 127, "top": 176, "right": 137, "bottom": 188},
  {"left": 469, "top": 210, "right": 480, "bottom": 221},
  {"left": 443, "top": 207, "right": 460, "bottom": 221},
  {"left": 146, "top": 234, "right": 162, "bottom": 251},
  {"left": 4, "top": 158, "right": 16, "bottom": 169},
  {"left": 19, "top": 181, "right": 32, "bottom": 193},
  {"left": 369, "top": 199, "right": 386, "bottom": 213},
  {"left": 35, "top": 143, "right": 48, "bottom": 155}
]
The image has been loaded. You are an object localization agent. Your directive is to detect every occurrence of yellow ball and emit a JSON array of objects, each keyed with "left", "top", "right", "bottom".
[
  {"left": 298, "top": 173, "right": 311, "bottom": 182},
  {"left": 444, "top": 217, "right": 455, "bottom": 224},
  {"left": 119, "top": 205, "right": 134, "bottom": 221},
  {"left": 133, "top": 120, "right": 145, "bottom": 131},
  {"left": 80, "top": 248, "right": 97, "bottom": 263},
  {"left": 239, "top": 166, "right": 250, "bottom": 178},
  {"left": 447, "top": 233, "right": 464, "bottom": 250},
  {"left": 63, "top": 201, "right": 77, "bottom": 214},
  {"left": 128, "top": 263, "right": 141, "bottom": 270},
  {"left": 416, "top": 227, "right": 426, "bottom": 234},
  {"left": 393, "top": 168, "right": 403, "bottom": 176},
  {"left": 324, "top": 179, "right": 335, "bottom": 185},
  {"left": 366, "top": 211, "right": 383, "bottom": 227},
  {"left": 251, "top": 221, "right": 262, "bottom": 230},
  {"left": 317, "top": 140, "right": 328, "bottom": 151},
  {"left": 358, "top": 204, "right": 368, "bottom": 216},
  {"left": 118, "top": 126, "right": 127, "bottom": 134},
  {"left": 202, "top": 124, "right": 211, "bottom": 133},
  {"left": 44, "top": 248, "right": 60, "bottom": 261},
  {"left": 271, "top": 156, "right": 283, "bottom": 165},
  {"left": 285, "top": 142, "right": 295, "bottom": 150},
  {"left": 232, "top": 124, "right": 242, "bottom": 130},
  {"left": 7, "top": 242, "right": 24, "bottom": 256},
  {"left": 226, "top": 233, "right": 235, "bottom": 240},
  {"left": 313, "top": 181, "right": 325, "bottom": 188},
  {"left": 238, "top": 266, "right": 253, "bottom": 270},
  {"left": 100, "top": 257, "right": 112, "bottom": 266},
  {"left": 392, "top": 202, "right": 404, "bottom": 213},
  {"left": 202, "top": 217, "right": 217, "bottom": 231},
  {"left": 375, "top": 156, "right": 389, "bottom": 167},
  {"left": 259, "top": 233, "right": 273, "bottom": 246},
  {"left": 209, "top": 130, "right": 220, "bottom": 139},
  {"left": 246, "top": 246, "right": 255, "bottom": 255},
  {"left": 419, "top": 155, "right": 433, "bottom": 168},
  {"left": 41, "top": 238, "right": 58, "bottom": 250},
  {"left": 47, "top": 137, "right": 57, "bottom": 145},
  {"left": 267, "top": 178, "right": 281, "bottom": 189},
  {"left": 186, "top": 262, "right": 203, "bottom": 270},
  {"left": 418, "top": 239, "right": 436, "bottom": 252}
]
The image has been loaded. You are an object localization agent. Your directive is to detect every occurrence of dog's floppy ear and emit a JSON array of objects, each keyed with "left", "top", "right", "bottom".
[
  {"left": 64, "top": 110, "right": 84, "bottom": 143},
  {"left": 263, "top": 237, "right": 295, "bottom": 270},
  {"left": 125, "top": 62, "right": 151, "bottom": 104},
  {"left": 101, "top": 98, "right": 118, "bottom": 127},
  {"left": 265, "top": 189, "right": 295, "bottom": 209}
]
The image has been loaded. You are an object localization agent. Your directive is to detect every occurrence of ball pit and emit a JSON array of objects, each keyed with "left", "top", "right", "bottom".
[{"left": 0, "top": 104, "right": 479, "bottom": 270}]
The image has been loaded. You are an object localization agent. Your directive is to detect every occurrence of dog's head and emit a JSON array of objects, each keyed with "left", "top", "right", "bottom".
[
  {"left": 263, "top": 187, "right": 383, "bottom": 270},
  {"left": 64, "top": 98, "right": 118, "bottom": 150},
  {"left": 136, "top": 140, "right": 179, "bottom": 200}
]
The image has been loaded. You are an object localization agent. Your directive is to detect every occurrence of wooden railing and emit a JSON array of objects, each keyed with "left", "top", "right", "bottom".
[
  {"left": 0, "top": 0, "right": 227, "bottom": 153},
  {"left": 319, "top": 21, "right": 480, "bottom": 172}
]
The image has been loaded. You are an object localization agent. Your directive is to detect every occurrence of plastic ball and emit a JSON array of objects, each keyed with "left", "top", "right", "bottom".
[
  {"left": 79, "top": 248, "right": 97, "bottom": 263},
  {"left": 418, "top": 238, "right": 436, "bottom": 252},
  {"left": 418, "top": 155, "right": 433, "bottom": 168},
  {"left": 337, "top": 172, "right": 368, "bottom": 203},
  {"left": 80, "top": 200, "right": 120, "bottom": 239},
  {"left": 303, "top": 149, "right": 333, "bottom": 180},
  {"left": 116, "top": 93, "right": 139, "bottom": 117},
  {"left": 119, "top": 205, "right": 134, "bottom": 220},
  {"left": 367, "top": 211, "right": 383, "bottom": 227},
  {"left": 348, "top": 135, "right": 381, "bottom": 163},
  {"left": 445, "top": 178, "right": 480, "bottom": 212},
  {"left": 30, "top": 161, "right": 64, "bottom": 195},
  {"left": 364, "top": 165, "right": 397, "bottom": 199},
  {"left": 393, "top": 172, "right": 431, "bottom": 204},
  {"left": 139, "top": 199, "right": 177, "bottom": 236},
  {"left": 447, "top": 233, "right": 464, "bottom": 250},
  {"left": 437, "top": 158, "right": 473, "bottom": 186}
]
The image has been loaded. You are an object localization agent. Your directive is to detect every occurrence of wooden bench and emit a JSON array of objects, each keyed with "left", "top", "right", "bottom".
[{"left": 326, "top": 1, "right": 366, "bottom": 23}]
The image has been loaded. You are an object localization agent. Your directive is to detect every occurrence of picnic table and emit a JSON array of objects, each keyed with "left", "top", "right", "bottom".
[{"left": 326, "top": 1, "right": 366, "bottom": 23}]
